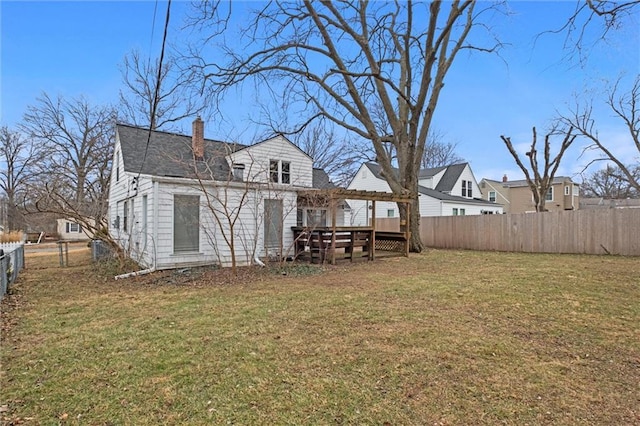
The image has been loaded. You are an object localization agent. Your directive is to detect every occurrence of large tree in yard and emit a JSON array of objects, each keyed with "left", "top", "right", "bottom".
[
  {"left": 188, "top": 0, "right": 502, "bottom": 252},
  {"left": 560, "top": 76, "right": 640, "bottom": 194},
  {"left": 581, "top": 164, "right": 640, "bottom": 199},
  {"left": 20, "top": 93, "right": 115, "bottom": 229},
  {"left": 0, "top": 127, "right": 40, "bottom": 230}
]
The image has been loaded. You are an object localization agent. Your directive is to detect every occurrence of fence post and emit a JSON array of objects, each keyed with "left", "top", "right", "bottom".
[{"left": 0, "top": 251, "right": 6, "bottom": 300}]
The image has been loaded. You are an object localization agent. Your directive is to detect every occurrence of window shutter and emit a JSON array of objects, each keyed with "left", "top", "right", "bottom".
[{"left": 66, "top": 222, "right": 70, "bottom": 233}]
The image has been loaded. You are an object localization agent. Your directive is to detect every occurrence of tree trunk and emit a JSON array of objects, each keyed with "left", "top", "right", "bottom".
[{"left": 399, "top": 197, "right": 424, "bottom": 253}]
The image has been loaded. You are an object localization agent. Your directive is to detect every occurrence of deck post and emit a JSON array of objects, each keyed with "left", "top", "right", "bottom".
[
  {"left": 330, "top": 199, "right": 337, "bottom": 265},
  {"left": 350, "top": 231, "right": 355, "bottom": 262},
  {"left": 405, "top": 201, "right": 411, "bottom": 257},
  {"left": 371, "top": 201, "right": 376, "bottom": 261}
]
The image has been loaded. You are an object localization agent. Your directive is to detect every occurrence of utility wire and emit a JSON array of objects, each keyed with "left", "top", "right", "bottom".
[
  {"left": 136, "top": 0, "right": 172, "bottom": 187},
  {"left": 148, "top": 0, "right": 159, "bottom": 69}
]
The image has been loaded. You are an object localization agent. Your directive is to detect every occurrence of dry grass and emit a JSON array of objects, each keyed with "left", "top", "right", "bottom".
[
  {"left": 0, "top": 231, "right": 24, "bottom": 243},
  {"left": 1, "top": 249, "right": 639, "bottom": 425}
]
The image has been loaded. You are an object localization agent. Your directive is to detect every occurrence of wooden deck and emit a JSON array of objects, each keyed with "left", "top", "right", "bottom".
[{"left": 291, "top": 226, "right": 409, "bottom": 264}]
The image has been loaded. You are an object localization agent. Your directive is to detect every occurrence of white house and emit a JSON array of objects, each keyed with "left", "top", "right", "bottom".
[
  {"left": 108, "top": 119, "right": 342, "bottom": 270},
  {"left": 56, "top": 218, "right": 96, "bottom": 242},
  {"left": 347, "top": 162, "right": 503, "bottom": 225}
]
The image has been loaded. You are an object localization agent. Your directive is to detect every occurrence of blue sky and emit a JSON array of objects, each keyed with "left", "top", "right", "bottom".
[{"left": 1, "top": 1, "right": 638, "bottom": 183}]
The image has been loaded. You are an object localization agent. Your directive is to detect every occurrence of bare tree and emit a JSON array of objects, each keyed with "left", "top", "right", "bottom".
[
  {"left": 20, "top": 93, "right": 115, "bottom": 226},
  {"left": 0, "top": 127, "right": 41, "bottom": 230},
  {"left": 188, "top": 1, "right": 503, "bottom": 251},
  {"left": 421, "top": 130, "right": 465, "bottom": 169},
  {"left": 561, "top": 76, "right": 640, "bottom": 193},
  {"left": 293, "top": 122, "right": 360, "bottom": 187},
  {"left": 581, "top": 164, "right": 640, "bottom": 198},
  {"left": 119, "top": 50, "right": 210, "bottom": 131},
  {"left": 501, "top": 125, "right": 577, "bottom": 212},
  {"left": 553, "top": 0, "right": 639, "bottom": 63}
]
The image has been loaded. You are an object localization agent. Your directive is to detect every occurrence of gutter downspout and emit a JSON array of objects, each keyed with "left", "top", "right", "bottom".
[
  {"left": 153, "top": 180, "right": 159, "bottom": 270},
  {"left": 114, "top": 267, "right": 156, "bottom": 280}
]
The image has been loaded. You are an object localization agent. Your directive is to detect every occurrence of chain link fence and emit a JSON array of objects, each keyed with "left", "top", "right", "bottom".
[{"left": 0, "top": 244, "right": 25, "bottom": 301}]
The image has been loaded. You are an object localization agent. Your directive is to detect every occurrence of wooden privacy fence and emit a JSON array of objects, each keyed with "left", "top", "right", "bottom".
[{"left": 376, "top": 209, "right": 640, "bottom": 256}]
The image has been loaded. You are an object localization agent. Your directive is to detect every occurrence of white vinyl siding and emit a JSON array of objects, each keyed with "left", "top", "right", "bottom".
[{"left": 228, "top": 136, "right": 313, "bottom": 187}]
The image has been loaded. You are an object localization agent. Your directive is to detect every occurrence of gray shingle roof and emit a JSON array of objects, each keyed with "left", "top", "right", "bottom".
[
  {"left": 434, "top": 163, "right": 467, "bottom": 192},
  {"left": 484, "top": 176, "right": 574, "bottom": 188},
  {"left": 312, "top": 168, "right": 335, "bottom": 189},
  {"left": 364, "top": 161, "right": 468, "bottom": 188},
  {"left": 362, "top": 161, "right": 494, "bottom": 206},
  {"left": 117, "top": 123, "right": 245, "bottom": 180},
  {"left": 418, "top": 185, "right": 498, "bottom": 205},
  {"left": 419, "top": 165, "right": 447, "bottom": 178}
]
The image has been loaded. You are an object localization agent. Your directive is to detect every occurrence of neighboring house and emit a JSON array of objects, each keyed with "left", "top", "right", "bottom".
[
  {"left": 347, "top": 162, "right": 503, "bottom": 225},
  {"left": 109, "top": 119, "right": 342, "bottom": 269},
  {"left": 479, "top": 175, "right": 580, "bottom": 213},
  {"left": 56, "top": 219, "right": 94, "bottom": 242},
  {"left": 579, "top": 197, "right": 640, "bottom": 210}
]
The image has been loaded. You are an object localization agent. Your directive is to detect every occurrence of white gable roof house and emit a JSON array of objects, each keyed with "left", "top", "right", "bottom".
[
  {"left": 347, "top": 162, "right": 503, "bottom": 225},
  {"left": 109, "top": 118, "right": 342, "bottom": 272}
]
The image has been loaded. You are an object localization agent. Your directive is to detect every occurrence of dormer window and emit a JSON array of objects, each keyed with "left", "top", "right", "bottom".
[
  {"left": 233, "top": 163, "right": 245, "bottom": 181},
  {"left": 462, "top": 180, "right": 472, "bottom": 198},
  {"left": 270, "top": 160, "right": 290, "bottom": 184}
]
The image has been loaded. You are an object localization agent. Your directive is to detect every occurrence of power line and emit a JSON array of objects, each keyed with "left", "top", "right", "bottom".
[{"left": 135, "top": 0, "right": 172, "bottom": 188}]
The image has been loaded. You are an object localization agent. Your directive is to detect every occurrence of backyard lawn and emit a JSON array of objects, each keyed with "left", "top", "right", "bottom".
[{"left": 1, "top": 248, "right": 638, "bottom": 425}]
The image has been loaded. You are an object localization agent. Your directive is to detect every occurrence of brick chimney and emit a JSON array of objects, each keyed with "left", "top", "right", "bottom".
[
  {"left": 502, "top": 174, "right": 508, "bottom": 182},
  {"left": 192, "top": 116, "right": 204, "bottom": 160}
]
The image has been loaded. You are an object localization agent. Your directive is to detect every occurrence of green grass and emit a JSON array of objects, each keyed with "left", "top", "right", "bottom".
[{"left": 1, "top": 249, "right": 639, "bottom": 425}]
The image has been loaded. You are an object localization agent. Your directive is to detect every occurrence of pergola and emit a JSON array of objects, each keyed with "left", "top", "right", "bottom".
[{"left": 295, "top": 188, "right": 414, "bottom": 264}]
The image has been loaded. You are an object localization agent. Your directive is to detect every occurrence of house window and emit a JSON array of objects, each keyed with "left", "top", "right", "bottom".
[
  {"left": 233, "top": 163, "right": 245, "bottom": 181},
  {"left": 488, "top": 191, "right": 496, "bottom": 203},
  {"left": 264, "top": 199, "right": 283, "bottom": 249},
  {"left": 573, "top": 185, "right": 579, "bottom": 196},
  {"left": 174, "top": 195, "right": 200, "bottom": 253},
  {"left": 269, "top": 160, "right": 290, "bottom": 184},
  {"left": 129, "top": 199, "right": 134, "bottom": 233},
  {"left": 462, "top": 180, "right": 472, "bottom": 198},
  {"left": 460, "top": 208, "right": 466, "bottom": 216},
  {"left": 142, "top": 195, "right": 148, "bottom": 238},
  {"left": 387, "top": 209, "right": 394, "bottom": 218},
  {"left": 270, "top": 160, "right": 279, "bottom": 183},
  {"left": 545, "top": 187, "right": 553, "bottom": 201},
  {"left": 66, "top": 222, "right": 81, "bottom": 233},
  {"left": 115, "top": 151, "right": 120, "bottom": 182},
  {"left": 453, "top": 208, "right": 458, "bottom": 216},
  {"left": 565, "top": 186, "right": 570, "bottom": 196},
  {"left": 306, "top": 209, "right": 327, "bottom": 228},
  {"left": 123, "top": 200, "right": 128, "bottom": 232}
]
